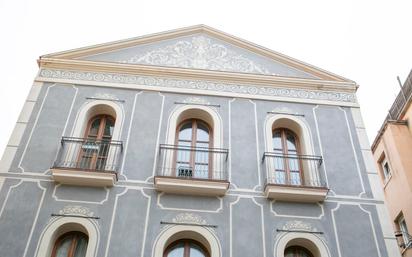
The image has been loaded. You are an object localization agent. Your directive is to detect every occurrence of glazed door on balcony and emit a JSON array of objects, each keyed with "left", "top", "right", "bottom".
[
  {"left": 272, "top": 128, "right": 302, "bottom": 185},
  {"left": 176, "top": 119, "right": 211, "bottom": 179},
  {"left": 80, "top": 115, "right": 115, "bottom": 170}
]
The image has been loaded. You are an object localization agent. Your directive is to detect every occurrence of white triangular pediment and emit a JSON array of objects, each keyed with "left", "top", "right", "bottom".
[{"left": 79, "top": 33, "right": 317, "bottom": 79}]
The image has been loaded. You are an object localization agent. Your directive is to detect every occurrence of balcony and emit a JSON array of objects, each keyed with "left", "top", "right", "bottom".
[
  {"left": 155, "top": 144, "right": 229, "bottom": 196},
  {"left": 51, "top": 137, "right": 123, "bottom": 187},
  {"left": 262, "top": 152, "right": 328, "bottom": 202}
]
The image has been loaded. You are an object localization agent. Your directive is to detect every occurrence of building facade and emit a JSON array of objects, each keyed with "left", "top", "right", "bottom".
[
  {"left": 372, "top": 70, "right": 412, "bottom": 257},
  {"left": 0, "top": 25, "right": 400, "bottom": 257}
]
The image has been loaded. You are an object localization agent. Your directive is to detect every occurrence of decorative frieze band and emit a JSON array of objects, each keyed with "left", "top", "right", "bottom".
[{"left": 39, "top": 69, "right": 356, "bottom": 103}]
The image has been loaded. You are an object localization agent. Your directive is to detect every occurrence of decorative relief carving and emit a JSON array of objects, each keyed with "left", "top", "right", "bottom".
[
  {"left": 172, "top": 213, "right": 207, "bottom": 225},
  {"left": 282, "top": 220, "right": 317, "bottom": 232},
  {"left": 39, "top": 69, "right": 356, "bottom": 103},
  {"left": 121, "top": 35, "right": 274, "bottom": 75},
  {"left": 182, "top": 97, "right": 210, "bottom": 105},
  {"left": 59, "top": 205, "right": 94, "bottom": 217},
  {"left": 92, "top": 93, "right": 119, "bottom": 100}
]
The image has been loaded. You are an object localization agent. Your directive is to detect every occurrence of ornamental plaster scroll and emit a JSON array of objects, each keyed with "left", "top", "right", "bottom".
[
  {"left": 92, "top": 93, "right": 119, "bottom": 101},
  {"left": 39, "top": 69, "right": 356, "bottom": 103},
  {"left": 121, "top": 35, "right": 274, "bottom": 75},
  {"left": 58, "top": 205, "right": 94, "bottom": 217},
  {"left": 282, "top": 220, "right": 318, "bottom": 233},
  {"left": 172, "top": 213, "right": 207, "bottom": 225},
  {"left": 182, "top": 96, "right": 211, "bottom": 105}
]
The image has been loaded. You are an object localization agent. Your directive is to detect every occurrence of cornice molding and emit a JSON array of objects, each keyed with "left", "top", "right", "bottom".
[
  {"left": 38, "top": 58, "right": 357, "bottom": 92},
  {"left": 37, "top": 68, "right": 357, "bottom": 104}
]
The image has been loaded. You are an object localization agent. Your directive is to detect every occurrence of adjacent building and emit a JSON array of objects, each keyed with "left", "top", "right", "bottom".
[
  {"left": 372, "top": 70, "right": 412, "bottom": 257},
  {"left": 0, "top": 25, "right": 400, "bottom": 257}
]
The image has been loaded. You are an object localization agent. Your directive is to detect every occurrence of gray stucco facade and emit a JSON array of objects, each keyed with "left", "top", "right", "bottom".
[{"left": 0, "top": 25, "right": 400, "bottom": 257}]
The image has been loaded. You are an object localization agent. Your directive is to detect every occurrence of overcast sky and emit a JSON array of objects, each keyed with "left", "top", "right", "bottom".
[{"left": 0, "top": 0, "right": 411, "bottom": 158}]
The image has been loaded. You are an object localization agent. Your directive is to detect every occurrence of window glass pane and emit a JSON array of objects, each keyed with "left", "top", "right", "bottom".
[
  {"left": 275, "top": 170, "right": 286, "bottom": 184},
  {"left": 196, "top": 142, "right": 209, "bottom": 148},
  {"left": 179, "top": 122, "right": 193, "bottom": 140},
  {"left": 272, "top": 131, "right": 282, "bottom": 151},
  {"left": 290, "top": 170, "right": 301, "bottom": 185},
  {"left": 89, "top": 118, "right": 101, "bottom": 136},
  {"left": 189, "top": 242, "right": 207, "bottom": 257},
  {"left": 196, "top": 122, "right": 209, "bottom": 142},
  {"left": 73, "top": 235, "right": 88, "bottom": 257},
  {"left": 285, "top": 247, "right": 312, "bottom": 257},
  {"left": 104, "top": 118, "right": 114, "bottom": 138},
  {"left": 55, "top": 236, "right": 72, "bottom": 257},
  {"left": 166, "top": 242, "right": 185, "bottom": 257},
  {"left": 286, "top": 132, "right": 297, "bottom": 152}
]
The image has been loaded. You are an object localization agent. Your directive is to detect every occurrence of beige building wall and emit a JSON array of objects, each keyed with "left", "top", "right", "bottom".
[{"left": 373, "top": 103, "right": 412, "bottom": 257}]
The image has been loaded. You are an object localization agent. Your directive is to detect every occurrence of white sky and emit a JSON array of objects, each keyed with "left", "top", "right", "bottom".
[{"left": 0, "top": 0, "right": 411, "bottom": 158}]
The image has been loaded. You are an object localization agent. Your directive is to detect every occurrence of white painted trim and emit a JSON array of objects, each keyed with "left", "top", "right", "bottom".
[
  {"left": 70, "top": 99, "right": 124, "bottom": 141},
  {"left": 358, "top": 205, "right": 383, "bottom": 257},
  {"left": 27, "top": 83, "right": 43, "bottom": 102},
  {"left": 152, "top": 224, "right": 221, "bottom": 257},
  {"left": 18, "top": 84, "right": 56, "bottom": 172},
  {"left": 228, "top": 98, "right": 238, "bottom": 189},
  {"left": 7, "top": 122, "right": 27, "bottom": 147},
  {"left": 163, "top": 103, "right": 223, "bottom": 180},
  {"left": 139, "top": 189, "right": 152, "bottom": 257},
  {"left": 331, "top": 203, "right": 383, "bottom": 257},
  {"left": 312, "top": 105, "right": 330, "bottom": 191},
  {"left": 0, "top": 177, "right": 4, "bottom": 192},
  {"left": 340, "top": 107, "right": 366, "bottom": 198},
  {"left": 156, "top": 192, "right": 223, "bottom": 213},
  {"left": 104, "top": 188, "right": 128, "bottom": 257},
  {"left": 270, "top": 200, "right": 325, "bottom": 220},
  {"left": 274, "top": 231, "right": 331, "bottom": 257},
  {"left": 251, "top": 100, "right": 263, "bottom": 191},
  {"left": 44, "top": 85, "right": 78, "bottom": 175},
  {"left": 51, "top": 183, "right": 110, "bottom": 205},
  {"left": 264, "top": 113, "right": 319, "bottom": 185},
  {"left": 148, "top": 92, "right": 165, "bottom": 182},
  {"left": 251, "top": 198, "right": 267, "bottom": 257},
  {"left": 229, "top": 196, "right": 240, "bottom": 257},
  {"left": 119, "top": 92, "right": 141, "bottom": 180},
  {"left": 23, "top": 182, "right": 46, "bottom": 257},
  {"left": 35, "top": 216, "right": 100, "bottom": 257},
  {"left": 165, "top": 104, "right": 223, "bottom": 148},
  {"left": 0, "top": 146, "right": 18, "bottom": 173}
]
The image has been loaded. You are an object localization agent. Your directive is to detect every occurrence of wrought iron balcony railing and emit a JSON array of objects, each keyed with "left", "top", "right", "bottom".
[
  {"left": 53, "top": 137, "right": 123, "bottom": 173},
  {"left": 395, "top": 231, "right": 412, "bottom": 249},
  {"left": 262, "top": 152, "right": 326, "bottom": 188},
  {"left": 157, "top": 144, "right": 229, "bottom": 181}
]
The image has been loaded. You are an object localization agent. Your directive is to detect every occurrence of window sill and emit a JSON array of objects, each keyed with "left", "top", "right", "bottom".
[
  {"left": 51, "top": 168, "right": 117, "bottom": 187},
  {"left": 264, "top": 184, "right": 328, "bottom": 203},
  {"left": 154, "top": 176, "right": 229, "bottom": 196}
]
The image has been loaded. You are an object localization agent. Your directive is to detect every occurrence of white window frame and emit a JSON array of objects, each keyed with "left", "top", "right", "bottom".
[
  {"left": 380, "top": 157, "right": 392, "bottom": 184},
  {"left": 397, "top": 215, "right": 410, "bottom": 247}
]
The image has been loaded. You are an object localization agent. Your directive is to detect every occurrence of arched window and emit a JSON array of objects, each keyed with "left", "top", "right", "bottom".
[
  {"left": 80, "top": 114, "right": 115, "bottom": 170},
  {"left": 175, "top": 119, "right": 212, "bottom": 179},
  {"left": 272, "top": 128, "right": 302, "bottom": 185},
  {"left": 51, "top": 232, "right": 88, "bottom": 257},
  {"left": 164, "top": 239, "right": 209, "bottom": 257},
  {"left": 285, "top": 246, "right": 314, "bottom": 257}
]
